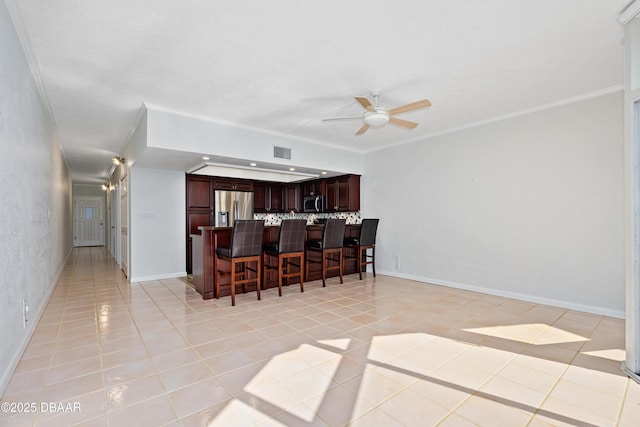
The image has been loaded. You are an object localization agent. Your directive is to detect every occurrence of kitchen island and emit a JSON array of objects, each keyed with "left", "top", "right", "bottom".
[{"left": 191, "top": 223, "right": 361, "bottom": 300}]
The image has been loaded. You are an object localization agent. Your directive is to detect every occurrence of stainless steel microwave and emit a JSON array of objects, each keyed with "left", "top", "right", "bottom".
[{"left": 303, "top": 195, "right": 325, "bottom": 213}]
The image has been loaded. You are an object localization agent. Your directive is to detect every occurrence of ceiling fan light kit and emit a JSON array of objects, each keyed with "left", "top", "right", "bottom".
[
  {"left": 323, "top": 90, "right": 431, "bottom": 136},
  {"left": 363, "top": 109, "right": 389, "bottom": 128}
]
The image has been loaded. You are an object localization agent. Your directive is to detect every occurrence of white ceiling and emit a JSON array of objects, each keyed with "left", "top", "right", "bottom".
[{"left": 7, "top": 0, "right": 631, "bottom": 183}]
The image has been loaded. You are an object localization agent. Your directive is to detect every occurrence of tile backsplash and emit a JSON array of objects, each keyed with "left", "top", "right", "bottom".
[{"left": 254, "top": 211, "right": 361, "bottom": 226}]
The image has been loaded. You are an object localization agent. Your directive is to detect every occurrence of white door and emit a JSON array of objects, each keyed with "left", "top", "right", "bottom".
[
  {"left": 120, "top": 175, "right": 129, "bottom": 277},
  {"left": 74, "top": 196, "right": 105, "bottom": 247}
]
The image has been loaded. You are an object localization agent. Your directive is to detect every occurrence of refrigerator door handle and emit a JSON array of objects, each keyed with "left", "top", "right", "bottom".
[{"left": 233, "top": 199, "right": 238, "bottom": 222}]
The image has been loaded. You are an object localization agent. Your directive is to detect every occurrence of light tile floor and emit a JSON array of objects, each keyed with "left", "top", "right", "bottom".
[{"left": 2, "top": 247, "right": 640, "bottom": 426}]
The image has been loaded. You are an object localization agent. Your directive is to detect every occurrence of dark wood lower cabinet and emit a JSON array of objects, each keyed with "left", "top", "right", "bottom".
[{"left": 191, "top": 224, "right": 361, "bottom": 300}]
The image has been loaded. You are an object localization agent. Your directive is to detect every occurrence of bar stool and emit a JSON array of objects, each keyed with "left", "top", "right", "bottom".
[
  {"left": 305, "top": 218, "right": 346, "bottom": 287},
  {"left": 343, "top": 218, "right": 379, "bottom": 280},
  {"left": 262, "top": 219, "right": 307, "bottom": 296},
  {"left": 215, "top": 220, "right": 264, "bottom": 306}
]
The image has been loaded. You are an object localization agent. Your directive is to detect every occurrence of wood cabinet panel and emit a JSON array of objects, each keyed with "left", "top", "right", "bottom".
[
  {"left": 325, "top": 174, "right": 360, "bottom": 212},
  {"left": 234, "top": 180, "right": 254, "bottom": 191},
  {"left": 253, "top": 182, "right": 266, "bottom": 213},
  {"left": 284, "top": 184, "right": 301, "bottom": 212},
  {"left": 325, "top": 179, "right": 337, "bottom": 212},
  {"left": 188, "top": 211, "right": 212, "bottom": 235},
  {"left": 254, "top": 182, "right": 283, "bottom": 213},
  {"left": 186, "top": 176, "right": 212, "bottom": 210},
  {"left": 186, "top": 211, "right": 212, "bottom": 274},
  {"left": 269, "top": 183, "right": 284, "bottom": 212},
  {"left": 213, "top": 177, "right": 253, "bottom": 191},
  {"left": 302, "top": 179, "right": 324, "bottom": 197}
]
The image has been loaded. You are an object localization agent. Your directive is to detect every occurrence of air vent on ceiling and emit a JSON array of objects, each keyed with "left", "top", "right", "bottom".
[{"left": 273, "top": 146, "right": 291, "bottom": 160}]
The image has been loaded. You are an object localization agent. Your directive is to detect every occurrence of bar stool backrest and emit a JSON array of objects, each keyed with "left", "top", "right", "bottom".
[
  {"left": 230, "top": 220, "right": 265, "bottom": 257},
  {"left": 359, "top": 219, "right": 379, "bottom": 246},
  {"left": 277, "top": 219, "right": 307, "bottom": 253},
  {"left": 322, "top": 219, "right": 346, "bottom": 249}
]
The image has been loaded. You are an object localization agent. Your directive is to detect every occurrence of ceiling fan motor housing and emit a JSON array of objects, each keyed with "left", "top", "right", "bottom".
[{"left": 363, "top": 108, "right": 389, "bottom": 128}]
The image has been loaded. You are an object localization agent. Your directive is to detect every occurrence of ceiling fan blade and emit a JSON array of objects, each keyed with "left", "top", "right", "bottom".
[
  {"left": 322, "top": 116, "right": 362, "bottom": 122},
  {"left": 389, "top": 117, "right": 418, "bottom": 129},
  {"left": 355, "top": 124, "right": 370, "bottom": 135},
  {"left": 387, "top": 99, "right": 432, "bottom": 116},
  {"left": 355, "top": 97, "right": 375, "bottom": 112}
]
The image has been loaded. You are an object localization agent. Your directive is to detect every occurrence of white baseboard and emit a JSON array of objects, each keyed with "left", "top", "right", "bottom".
[
  {"left": 130, "top": 271, "right": 187, "bottom": 283},
  {"left": 0, "top": 247, "right": 73, "bottom": 398},
  {"left": 377, "top": 270, "right": 625, "bottom": 319}
]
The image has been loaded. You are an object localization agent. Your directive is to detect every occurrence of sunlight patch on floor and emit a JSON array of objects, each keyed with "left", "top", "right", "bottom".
[
  {"left": 581, "top": 348, "right": 626, "bottom": 362},
  {"left": 209, "top": 399, "right": 277, "bottom": 426},
  {"left": 242, "top": 344, "right": 341, "bottom": 422},
  {"left": 464, "top": 323, "right": 589, "bottom": 345}
]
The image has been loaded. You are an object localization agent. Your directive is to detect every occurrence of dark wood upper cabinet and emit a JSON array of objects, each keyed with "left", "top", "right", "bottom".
[
  {"left": 284, "top": 184, "right": 301, "bottom": 212},
  {"left": 269, "top": 183, "right": 284, "bottom": 212},
  {"left": 254, "top": 182, "right": 283, "bottom": 213},
  {"left": 186, "top": 176, "right": 212, "bottom": 210},
  {"left": 213, "top": 177, "right": 253, "bottom": 191},
  {"left": 337, "top": 176, "right": 351, "bottom": 211},
  {"left": 325, "top": 179, "right": 337, "bottom": 212},
  {"left": 253, "top": 182, "right": 266, "bottom": 213},
  {"left": 302, "top": 179, "right": 325, "bottom": 197},
  {"left": 325, "top": 174, "right": 360, "bottom": 212}
]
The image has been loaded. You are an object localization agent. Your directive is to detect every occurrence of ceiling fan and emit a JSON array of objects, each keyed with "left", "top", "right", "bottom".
[{"left": 322, "top": 90, "right": 431, "bottom": 136}]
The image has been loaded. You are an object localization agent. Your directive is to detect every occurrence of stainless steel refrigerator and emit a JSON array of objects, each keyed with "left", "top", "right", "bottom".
[{"left": 214, "top": 190, "right": 254, "bottom": 227}]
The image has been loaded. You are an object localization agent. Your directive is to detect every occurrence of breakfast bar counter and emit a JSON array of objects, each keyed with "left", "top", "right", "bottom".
[{"left": 191, "top": 224, "right": 360, "bottom": 300}]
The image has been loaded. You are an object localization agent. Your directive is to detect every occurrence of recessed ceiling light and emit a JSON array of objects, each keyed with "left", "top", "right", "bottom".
[
  {"left": 321, "top": 171, "right": 327, "bottom": 175},
  {"left": 202, "top": 156, "right": 210, "bottom": 160},
  {"left": 289, "top": 168, "right": 295, "bottom": 171},
  {"left": 250, "top": 162, "right": 257, "bottom": 167}
]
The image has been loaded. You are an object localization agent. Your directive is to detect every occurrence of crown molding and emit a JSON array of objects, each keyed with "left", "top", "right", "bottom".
[
  {"left": 619, "top": 0, "right": 640, "bottom": 24},
  {"left": 364, "top": 85, "right": 624, "bottom": 154}
]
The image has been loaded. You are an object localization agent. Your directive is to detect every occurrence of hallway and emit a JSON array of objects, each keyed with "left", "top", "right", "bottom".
[{"left": 1, "top": 247, "right": 639, "bottom": 426}]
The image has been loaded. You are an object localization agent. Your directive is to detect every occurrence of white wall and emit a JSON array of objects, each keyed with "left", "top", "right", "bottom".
[
  {"left": 129, "top": 167, "right": 186, "bottom": 282},
  {"left": 146, "top": 107, "right": 364, "bottom": 175},
  {"left": 0, "top": 0, "right": 73, "bottom": 395},
  {"left": 363, "top": 91, "right": 624, "bottom": 317}
]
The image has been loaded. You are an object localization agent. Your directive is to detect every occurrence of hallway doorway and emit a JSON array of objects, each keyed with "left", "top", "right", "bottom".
[{"left": 73, "top": 196, "right": 105, "bottom": 247}]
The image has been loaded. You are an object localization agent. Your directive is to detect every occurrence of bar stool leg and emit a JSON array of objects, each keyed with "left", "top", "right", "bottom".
[
  {"left": 278, "top": 256, "right": 284, "bottom": 297},
  {"left": 339, "top": 248, "right": 344, "bottom": 284},
  {"left": 256, "top": 259, "right": 261, "bottom": 301},
  {"left": 261, "top": 252, "right": 267, "bottom": 290},
  {"left": 230, "top": 261, "right": 236, "bottom": 306},
  {"left": 371, "top": 247, "right": 376, "bottom": 277},
  {"left": 322, "top": 251, "right": 327, "bottom": 287},
  {"left": 299, "top": 253, "right": 305, "bottom": 293}
]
